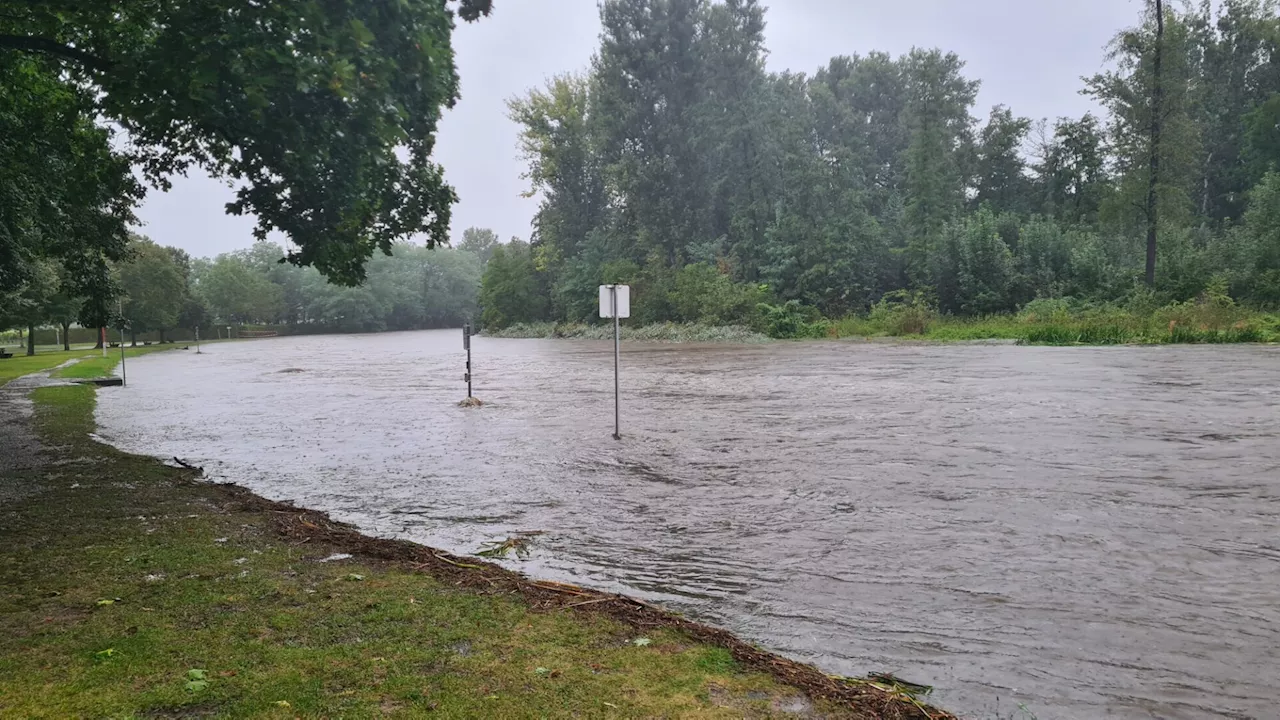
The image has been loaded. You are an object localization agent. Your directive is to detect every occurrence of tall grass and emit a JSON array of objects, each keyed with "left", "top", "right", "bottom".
[{"left": 831, "top": 297, "right": 1279, "bottom": 346}]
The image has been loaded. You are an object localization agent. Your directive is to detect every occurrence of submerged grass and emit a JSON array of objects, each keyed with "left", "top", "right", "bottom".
[
  {"left": 0, "top": 349, "right": 97, "bottom": 386},
  {"left": 0, "top": 358, "right": 945, "bottom": 718},
  {"left": 52, "top": 345, "right": 180, "bottom": 379},
  {"left": 0, "top": 345, "right": 194, "bottom": 387}
]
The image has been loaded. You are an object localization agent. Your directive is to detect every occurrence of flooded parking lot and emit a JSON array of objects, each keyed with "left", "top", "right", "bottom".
[{"left": 96, "top": 331, "right": 1280, "bottom": 718}]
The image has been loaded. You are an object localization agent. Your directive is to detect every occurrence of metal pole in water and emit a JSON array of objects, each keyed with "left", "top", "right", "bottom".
[
  {"left": 613, "top": 287, "right": 621, "bottom": 440},
  {"left": 463, "top": 323, "right": 473, "bottom": 399}
]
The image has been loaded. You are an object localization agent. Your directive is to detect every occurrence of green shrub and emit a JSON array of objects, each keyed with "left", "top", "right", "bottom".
[
  {"left": 1017, "top": 297, "right": 1073, "bottom": 324},
  {"left": 868, "top": 290, "right": 935, "bottom": 335},
  {"left": 757, "top": 301, "right": 827, "bottom": 339},
  {"left": 668, "top": 264, "right": 766, "bottom": 326}
]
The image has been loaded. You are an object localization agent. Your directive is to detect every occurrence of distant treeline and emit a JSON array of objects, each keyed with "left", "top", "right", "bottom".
[
  {"left": 0, "top": 228, "right": 500, "bottom": 351},
  {"left": 478, "top": 0, "right": 1280, "bottom": 334}
]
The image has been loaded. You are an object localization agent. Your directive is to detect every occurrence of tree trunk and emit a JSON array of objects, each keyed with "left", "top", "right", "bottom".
[
  {"left": 26, "top": 325, "right": 35, "bottom": 356},
  {"left": 95, "top": 327, "right": 104, "bottom": 349},
  {"left": 62, "top": 322, "right": 71, "bottom": 351},
  {"left": 1145, "top": 0, "right": 1165, "bottom": 287},
  {"left": 130, "top": 329, "right": 137, "bottom": 347},
  {"left": 159, "top": 328, "right": 167, "bottom": 343}
]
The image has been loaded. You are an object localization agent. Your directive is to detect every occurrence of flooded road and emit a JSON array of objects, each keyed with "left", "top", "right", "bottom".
[{"left": 96, "top": 331, "right": 1280, "bottom": 718}]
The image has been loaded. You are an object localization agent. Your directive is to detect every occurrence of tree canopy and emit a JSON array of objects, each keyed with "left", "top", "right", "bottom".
[
  {"left": 1, "top": 0, "right": 491, "bottom": 286},
  {"left": 482, "top": 0, "right": 1280, "bottom": 329}
]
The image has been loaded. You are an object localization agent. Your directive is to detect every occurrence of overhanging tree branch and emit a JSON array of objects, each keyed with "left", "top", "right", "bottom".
[{"left": 0, "top": 35, "right": 113, "bottom": 72}]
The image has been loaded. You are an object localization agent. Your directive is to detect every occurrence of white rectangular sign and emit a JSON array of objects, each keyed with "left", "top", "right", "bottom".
[{"left": 599, "top": 284, "right": 631, "bottom": 319}]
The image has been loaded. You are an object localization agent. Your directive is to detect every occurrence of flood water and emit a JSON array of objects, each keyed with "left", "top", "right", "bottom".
[{"left": 95, "top": 331, "right": 1280, "bottom": 718}]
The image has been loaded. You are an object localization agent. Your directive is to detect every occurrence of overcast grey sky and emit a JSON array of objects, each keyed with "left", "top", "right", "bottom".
[{"left": 134, "top": 0, "right": 1147, "bottom": 259}]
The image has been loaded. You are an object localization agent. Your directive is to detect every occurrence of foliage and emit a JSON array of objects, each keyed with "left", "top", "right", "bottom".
[
  {"left": 479, "top": 241, "right": 548, "bottom": 329},
  {"left": 485, "top": 0, "right": 1280, "bottom": 330},
  {"left": 757, "top": 301, "right": 828, "bottom": 339},
  {"left": 0, "top": 57, "right": 139, "bottom": 307},
  {"left": 197, "top": 254, "right": 285, "bottom": 325},
  {"left": 118, "top": 237, "right": 186, "bottom": 340},
  {"left": 0, "top": 0, "right": 495, "bottom": 284},
  {"left": 867, "top": 290, "right": 937, "bottom": 336},
  {"left": 668, "top": 264, "right": 767, "bottom": 326},
  {"left": 457, "top": 227, "right": 501, "bottom": 267}
]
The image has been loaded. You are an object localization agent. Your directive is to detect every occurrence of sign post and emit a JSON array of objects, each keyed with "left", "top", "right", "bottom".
[
  {"left": 463, "top": 323, "right": 473, "bottom": 399},
  {"left": 599, "top": 285, "right": 631, "bottom": 440}
]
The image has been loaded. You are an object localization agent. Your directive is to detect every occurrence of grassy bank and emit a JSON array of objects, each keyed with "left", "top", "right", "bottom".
[
  {"left": 487, "top": 309, "right": 1280, "bottom": 347},
  {"left": 0, "top": 363, "right": 945, "bottom": 718},
  {"left": 0, "top": 349, "right": 97, "bottom": 385},
  {"left": 486, "top": 321, "right": 769, "bottom": 343},
  {"left": 484, "top": 293, "right": 1280, "bottom": 346},
  {"left": 830, "top": 299, "right": 1280, "bottom": 346}
]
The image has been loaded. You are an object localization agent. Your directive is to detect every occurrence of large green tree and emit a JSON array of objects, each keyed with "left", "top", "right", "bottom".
[
  {"left": 0, "top": 57, "right": 139, "bottom": 299},
  {"left": 0, "top": 259, "right": 58, "bottom": 355},
  {"left": 593, "top": 0, "right": 716, "bottom": 265},
  {"left": 973, "top": 106, "right": 1033, "bottom": 216},
  {"left": 479, "top": 241, "right": 548, "bottom": 328},
  {"left": 508, "top": 74, "right": 609, "bottom": 319},
  {"left": 1087, "top": 1, "right": 1201, "bottom": 285},
  {"left": 900, "top": 49, "right": 980, "bottom": 284},
  {"left": 1032, "top": 115, "right": 1112, "bottom": 224},
  {"left": 457, "top": 227, "right": 501, "bottom": 267},
  {"left": 118, "top": 237, "right": 186, "bottom": 344},
  {"left": 197, "top": 255, "right": 285, "bottom": 325},
  {"left": 1, "top": 0, "right": 493, "bottom": 284}
]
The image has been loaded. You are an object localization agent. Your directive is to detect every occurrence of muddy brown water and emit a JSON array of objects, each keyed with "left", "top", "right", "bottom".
[{"left": 94, "top": 331, "right": 1280, "bottom": 718}]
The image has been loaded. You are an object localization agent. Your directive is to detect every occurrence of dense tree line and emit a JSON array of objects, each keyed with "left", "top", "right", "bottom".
[
  {"left": 1, "top": 230, "right": 495, "bottom": 352},
  {"left": 488, "top": 0, "right": 1280, "bottom": 329}
]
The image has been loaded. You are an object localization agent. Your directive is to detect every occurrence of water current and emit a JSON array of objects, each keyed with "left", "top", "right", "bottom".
[{"left": 94, "top": 331, "right": 1280, "bottom": 718}]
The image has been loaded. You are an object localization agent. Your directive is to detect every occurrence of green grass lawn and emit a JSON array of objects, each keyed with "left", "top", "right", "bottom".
[{"left": 0, "top": 362, "right": 942, "bottom": 718}]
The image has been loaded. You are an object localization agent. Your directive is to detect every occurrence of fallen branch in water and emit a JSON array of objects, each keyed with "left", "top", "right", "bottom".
[
  {"left": 172, "top": 457, "right": 204, "bottom": 474},
  {"left": 431, "top": 553, "right": 484, "bottom": 570},
  {"left": 565, "top": 597, "right": 615, "bottom": 609}
]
